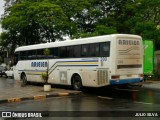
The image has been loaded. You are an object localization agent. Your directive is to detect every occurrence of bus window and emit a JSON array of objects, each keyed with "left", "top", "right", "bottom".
[
  {"left": 28, "top": 50, "right": 37, "bottom": 60},
  {"left": 100, "top": 42, "right": 110, "bottom": 57},
  {"left": 89, "top": 43, "right": 99, "bottom": 57},
  {"left": 81, "top": 44, "right": 89, "bottom": 57},
  {"left": 59, "top": 47, "right": 66, "bottom": 58},
  {"left": 67, "top": 46, "right": 74, "bottom": 58},
  {"left": 74, "top": 45, "right": 81, "bottom": 58},
  {"left": 50, "top": 47, "right": 59, "bottom": 59},
  {"left": 20, "top": 51, "right": 27, "bottom": 60},
  {"left": 37, "top": 49, "right": 45, "bottom": 59}
]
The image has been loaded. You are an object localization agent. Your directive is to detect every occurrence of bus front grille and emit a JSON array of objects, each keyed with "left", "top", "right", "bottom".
[{"left": 97, "top": 69, "right": 108, "bottom": 85}]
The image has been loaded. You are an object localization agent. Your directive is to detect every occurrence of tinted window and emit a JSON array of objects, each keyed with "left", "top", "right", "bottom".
[
  {"left": 59, "top": 47, "right": 66, "bottom": 58},
  {"left": 100, "top": 42, "right": 110, "bottom": 57},
  {"left": 81, "top": 44, "right": 89, "bottom": 57},
  {"left": 20, "top": 51, "right": 27, "bottom": 60},
  {"left": 28, "top": 50, "right": 37, "bottom": 60},
  {"left": 89, "top": 43, "right": 99, "bottom": 57},
  {"left": 37, "top": 49, "right": 45, "bottom": 59},
  {"left": 67, "top": 46, "right": 74, "bottom": 58},
  {"left": 47, "top": 48, "right": 54, "bottom": 59},
  {"left": 74, "top": 45, "right": 81, "bottom": 58},
  {"left": 50, "top": 47, "right": 59, "bottom": 58}
]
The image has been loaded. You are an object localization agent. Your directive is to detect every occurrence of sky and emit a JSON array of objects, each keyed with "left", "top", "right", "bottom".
[{"left": 0, "top": 0, "right": 5, "bottom": 33}]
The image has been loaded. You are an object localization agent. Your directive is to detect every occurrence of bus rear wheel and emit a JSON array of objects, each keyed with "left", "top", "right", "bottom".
[
  {"left": 72, "top": 75, "right": 82, "bottom": 90},
  {"left": 21, "top": 74, "right": 27, "bottom": 86}
]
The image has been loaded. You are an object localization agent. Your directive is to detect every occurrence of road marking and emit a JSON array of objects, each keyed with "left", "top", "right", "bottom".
[
  {"left": 134, "top": 101, "right": 153, "bottom": 105},
  {"left": 114, "top": 88, "right": 139, "bottom": 92},
  {"left": 97, "top": 96, "right": 113, "bottom": 100},
  {"left": 127, "top": 89, "right": 139, "bottom": 92}
]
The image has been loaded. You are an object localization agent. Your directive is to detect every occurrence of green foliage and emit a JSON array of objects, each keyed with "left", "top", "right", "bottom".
[
  {"left": 1, "top": 0, "right": 68, "bottom": 52},
  {"left": 0, "top": 56, "right": 3, "bottom": 64},
  {"left": 41, "top": 48, "right": 50, "bottom": 84},
  {"left": 43, "top": 48, "right": 50, "bottom": 56},
  {"left": 41, "top": 71, "right": 49, "bottom": 84},
  {"left": 0, "top": 0, "right": 160, "bottom": 53}
]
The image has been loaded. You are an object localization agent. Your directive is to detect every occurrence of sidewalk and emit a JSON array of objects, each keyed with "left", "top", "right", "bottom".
[
  {"left": 0, "top": 79, "right": 160, "bottom": 104},
  {"left": 0, "top": 80, "right": 82, "bottom": 104},
  {"left": 142, "top": 80, "right": 160, "bottom": 89}
]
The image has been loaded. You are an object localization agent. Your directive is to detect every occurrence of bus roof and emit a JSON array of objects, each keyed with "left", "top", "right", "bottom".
[{"left": 15, "top": 34, "right": 141, "bottom": 52}]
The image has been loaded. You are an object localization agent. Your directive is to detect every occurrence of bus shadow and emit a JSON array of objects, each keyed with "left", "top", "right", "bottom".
[
  {"left": 82, "top": 85, "right": 142, "bottom": 101},
  {"left": 27, "top": 81, "right": 142, "bottom": 101}
]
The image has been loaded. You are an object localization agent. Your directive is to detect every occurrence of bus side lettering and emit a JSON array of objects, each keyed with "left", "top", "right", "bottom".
[
  {"left": 119, "top": 40, "right": 139, "bottom": 45},
  {"left": 31, "top": 62, "right": 47, "bottom": 67}
]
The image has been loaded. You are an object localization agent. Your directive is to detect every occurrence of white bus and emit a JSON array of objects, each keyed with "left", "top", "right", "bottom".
[{"left": 13, "top": 34, "right": 143, "bottom": 90}]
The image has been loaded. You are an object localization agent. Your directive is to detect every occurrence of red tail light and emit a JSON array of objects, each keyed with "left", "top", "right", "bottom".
[
  {"left": 139, "top": 74, "right": 144, "bottom": 78},
  {"left": 111, "top": 75, "right": 120, "bottom": 79}
]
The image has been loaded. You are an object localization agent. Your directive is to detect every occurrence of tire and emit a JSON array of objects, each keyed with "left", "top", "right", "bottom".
[
  {"left": 21, "top": 74, "right": 27, "bottom": 86},
  {"left": 72, "top": 75, "right": 82, "bottom": 90}
]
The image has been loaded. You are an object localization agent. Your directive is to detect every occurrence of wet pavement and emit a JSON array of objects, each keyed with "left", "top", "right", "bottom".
[
  {"left": 1, "top": 93, "right": 160, "bottom": 120},
  {"left": 142, "top": 80, "right": 160, "bottom": 90},
  {"left": 0, "top": 77, "right": 160, "bottom": 104},
  {"left": 0, "top": 78, "right": 82, "bottom": 104},
  {"left": 1, "top": 78, "right": 160, "bottom": 119}
]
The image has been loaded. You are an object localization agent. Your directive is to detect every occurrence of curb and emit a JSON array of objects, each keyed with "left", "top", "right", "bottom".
[{"left": 0, "top": 91, "right": 82, "bottom": 104}]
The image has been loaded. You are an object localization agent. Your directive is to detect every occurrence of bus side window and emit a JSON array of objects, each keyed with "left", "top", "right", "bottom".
[
  {"left": 81, "top": 44, "right": 89, "bottom": 57},
  {"left": 28, "top": 50, "right": 37, "bottom": 60},
  {"left": 100, "top": 42, "right": 110, "bottom": 57},
  {"left": 45, "top": 48, "right": 54, "bottom": 59},
  {"left": 37, "top": 49, "right": 45, "bottom": 59},
  {"left": 51, "top": 47, "right": 59, "bottom": 59},
  {"left": 20, "top": 51, "right": 27, "bottom": 60},
  {"left": 59, "top": 47, "right": 66, "bottom": 58},
  {"left": 67, "top": 46, "right": 74, "bottom": 58},
  {"left": 74, "top": 45, "right": 81, "bottom": 58},
  {"left": 89, "top": 43, "right": 99, "bottom": 57}
]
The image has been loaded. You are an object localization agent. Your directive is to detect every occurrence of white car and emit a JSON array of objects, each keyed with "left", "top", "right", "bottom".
[{"left": 5, "top": 67, "right": 14, "bottom": 78}]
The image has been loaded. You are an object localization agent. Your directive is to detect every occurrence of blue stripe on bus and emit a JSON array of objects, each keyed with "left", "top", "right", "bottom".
[
  {"left": 18, "top": 60, "right": 99, "bottom": 74},
  {"left": 49, "top": 60, "right": 98, "bottom": 70},
  {"left": 109, "top": 78, "right": 143, "bottom": 85},
  {"left": 18, "top": 70, "right": 45, "bottom": 72},
  {"left": 19, "top": 64, "right": 98, "bottom": 71},
  {"left": 48, "top": 60, "right": 98, "bottom": 75}
]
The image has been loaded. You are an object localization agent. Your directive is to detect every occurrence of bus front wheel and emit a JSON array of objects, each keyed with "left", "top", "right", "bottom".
[
  {"left": 21, "top": 73, "right": 27, "bottom": 86},
  {"left": 72, "top": 75, "right": 82, "bottom": 90}
]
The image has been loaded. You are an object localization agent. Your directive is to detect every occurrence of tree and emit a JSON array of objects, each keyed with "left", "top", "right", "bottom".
[
  {"left": 130, "top": 0, "right": 160, "bottom": 48},
  {"left": 1, "top": 0, "right": 68, "bottom": 53},
  {"left": 1, "top": 0, "right": 160, "bottom": 52}
]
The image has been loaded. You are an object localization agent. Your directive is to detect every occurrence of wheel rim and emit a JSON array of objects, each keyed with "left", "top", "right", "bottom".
[
  {"left": 22, "top": 74, "right": 27, "bottom": 85},
  {"left": 73, "top": 76, "right": 82, "bottom": 90}
]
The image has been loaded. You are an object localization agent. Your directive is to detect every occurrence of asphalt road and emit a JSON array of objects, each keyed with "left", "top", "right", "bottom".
[
  {"left": 0, "top": 77, "right": 160, "bottom": 120},
  {"left": 0, "top": 95, "right": 160, "bottom": 120}
]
